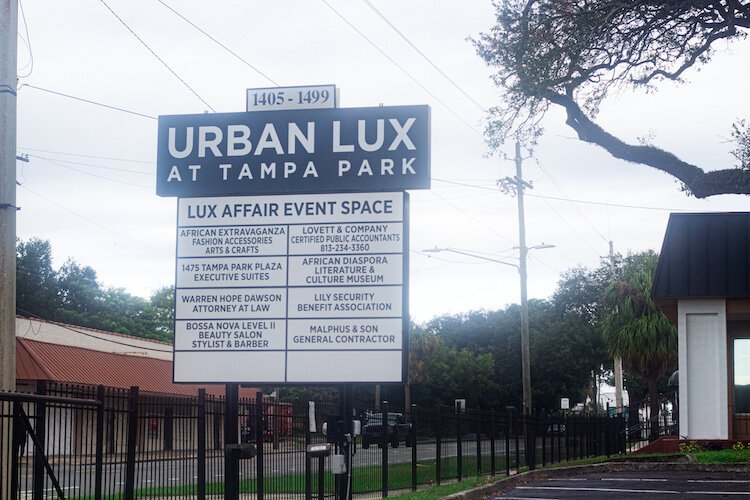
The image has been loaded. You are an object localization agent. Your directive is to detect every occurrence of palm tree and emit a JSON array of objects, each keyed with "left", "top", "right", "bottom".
[{"left": 602, "top": 251, "right": 677, "bottom": 441}]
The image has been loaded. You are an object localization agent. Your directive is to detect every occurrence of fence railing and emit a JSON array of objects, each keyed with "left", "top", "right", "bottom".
[
  {"left": 623, "top": 392, "right": 678, "bottom": 452},
  {"left": 1, "top": 382, "right": 627, "bottom": 498}
]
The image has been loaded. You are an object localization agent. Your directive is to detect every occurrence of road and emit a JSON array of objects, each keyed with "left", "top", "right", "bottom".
[{"left": 493, "top": 470, "right": 750, "bottom": 499}]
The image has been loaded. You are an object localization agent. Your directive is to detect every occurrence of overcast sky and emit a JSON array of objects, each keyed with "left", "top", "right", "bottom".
[{"left": 14, "top": 0, "right": 750, "bottom": 323}]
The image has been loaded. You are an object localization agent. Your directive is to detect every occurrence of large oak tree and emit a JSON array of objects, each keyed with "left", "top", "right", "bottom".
[{"left": 474, "top": 0, "right": 750, "bottom": 197}]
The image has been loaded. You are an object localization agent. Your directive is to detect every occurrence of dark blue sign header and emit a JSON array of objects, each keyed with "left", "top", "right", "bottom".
[{"left": 156, "top": 105, "right": 430, "bottom": 197}]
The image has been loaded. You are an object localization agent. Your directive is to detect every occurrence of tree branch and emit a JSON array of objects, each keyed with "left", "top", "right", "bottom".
[{"left": 545, "top": 91, "right": 750, "bottom": 198}]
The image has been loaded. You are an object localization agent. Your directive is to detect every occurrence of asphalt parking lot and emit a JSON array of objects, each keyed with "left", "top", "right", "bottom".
[{"left": 492, "top": 469, "right": 750, "bottom": 499}]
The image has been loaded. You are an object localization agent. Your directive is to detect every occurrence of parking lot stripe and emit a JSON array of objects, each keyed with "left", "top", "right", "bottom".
[
  {"left": 518, "top": 486, "right": 680, "bottom": 494},
  {"left": 688, "top": 480, "right": 750, "bottom": 483},
  {"left": 605, "top": 478, "right": 669, "bottom": 482},
  {"left": 685, "top": 492, "right": 750, "bottom": 496},
  {"left": 502, "top": 497, "right": 560, "bottom": 500}
]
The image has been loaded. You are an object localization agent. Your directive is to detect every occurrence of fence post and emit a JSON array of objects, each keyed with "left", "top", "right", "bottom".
[
  {"left": 256, "top": 395, "right": 265, "bottom": 500},
  {"left": 32, "top": 380, "right": 47, "bottom": 500},
  {"left": 95, "top": 385, "right": 105, "bottom": 500},
  {"left": 476, "top": 408, "right": 482, "bottom": 475},
  {"left": 505, "top": 412, "right": 511, "bottom": 476},
  {"left": 163, "top": 405, "right": 174, "bottom": 451},
  {"left": 197, "top": 389, "right": 206, "bottom": 500},
  {"left": 525, "top": 412, "right": 536, "bottom": 470},
  {"left": 124, "top": 386, "right": 139, "bottom": 500},
  {"left": 305, "top": 400, "right": 311, "bottom": 500},
  {"left": 435, "top": 404, "right": 442, "bottom": 486},
  {"left": 563, "top": 413, "right": 571, "bottom": 461},
  {"left": 381, "top": 400, "right": 388, "bottom": 498},
  {"left": 490, "top": 408, "right": 496, "bottom": 476},
  {"left": 456, "top": 404, "right": 463, "bottom": 481},
  {"left": 513, "top": 412, "right": 519, "bottom": 473},
  {"left": 10, "top": 401, "right": 22, "bottom": 500},
  {"left": 411, "top": 404, "right": 417, "bottom": 492},
  {"left": 541, "top": 411, "right": 546, "bottom": 468}
]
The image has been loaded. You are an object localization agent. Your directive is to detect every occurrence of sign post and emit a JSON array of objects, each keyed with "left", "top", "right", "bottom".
[{"left": 157, "top": 92, "right": 430, "bottom": 500}]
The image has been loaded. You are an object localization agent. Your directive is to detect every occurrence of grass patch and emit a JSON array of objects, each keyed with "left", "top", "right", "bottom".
[
  {"left": 693, "top": 449, "right": 750, "bottom": 463},
  {"left": 132, "top": 455, "right": 511, "bottom": 496},
  {"left": 545, "top": 455, "right": 609, "bottom": 469},
  {"left": 389, "top": 477, "right": 493, "bottom": 499}
]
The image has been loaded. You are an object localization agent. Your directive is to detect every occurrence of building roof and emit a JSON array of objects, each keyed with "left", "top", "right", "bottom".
[
  {"left": 653, "top": 212, "right": 750, "bottom": 299},
  {"left": 16, "top": 337, "right": 255, "bottom": 399},
  {"left": 16, "top": 316, "right": 172, "bottom": 360}
]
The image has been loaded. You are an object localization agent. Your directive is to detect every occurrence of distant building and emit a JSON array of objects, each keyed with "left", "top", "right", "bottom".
[{"left": 14, "top": 316, "right": 259, "bottom": 454}]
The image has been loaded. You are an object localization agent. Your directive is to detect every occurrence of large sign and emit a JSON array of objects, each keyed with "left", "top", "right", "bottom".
[
  {"left": 156, "top": 105, "right": 430, "bottom": 197},
  {"left": 173, "top": 191, "right": 408, "bottom": 384}
]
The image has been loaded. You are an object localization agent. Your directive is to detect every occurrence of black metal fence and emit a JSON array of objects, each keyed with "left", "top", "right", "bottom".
[
  {"left": 623, "top": 392, "right": 678, "bottom": 453},
  {"left": 1, "top": 382, "right": 626, "bottom": 498}
]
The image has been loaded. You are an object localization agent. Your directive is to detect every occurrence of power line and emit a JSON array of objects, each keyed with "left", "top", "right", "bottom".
[
  {"left": 534, "top": 157, "right": 609, "bottom": 243},
  {"left": 18, "top": 184, "right": 171, "bottom": 255},
  {"left": 319, "top": 0, "right": 483, "bottom": 137},
  {"left": 361, "top": 0, "right": 486, "bottom": 112},
  {"left": 432, "top": 178, "right": 693, "bottom": 212},
  {"left": 535, "top": 192, "right": 602, "bottom": 259},
  {"left": 17, "top": 0, "right": 34, "bottom": 78},
  {"left": 34, "top": 156, "right": 152, "bottom": 189},
  {"left": 524, "top": 192, "right": 692, "bottom": 212},
  {"left": 429, "top": 184, "right": 558, "bottom": 273},
  {"left": 156, "top": 0, "right": 279, "bottom": 86},
  {"left": 20, "top": 147, "right": 153, "bottom": 165},
  {"left": 98, "top": 0, "right": 215, "bottom": 112},
  {"left": 19, "top": 84, "right": 157, "bottom": 119},
  {"left": 429, "top": 189, "right": 515, "bottom": 245},
  {"left": 29, "top": 154, "right": 154, "bottom": 176}
]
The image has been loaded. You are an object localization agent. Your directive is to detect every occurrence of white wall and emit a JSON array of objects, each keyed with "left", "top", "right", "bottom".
[{"left": 678, "top": 299, "right": 728, "bottom": 440}]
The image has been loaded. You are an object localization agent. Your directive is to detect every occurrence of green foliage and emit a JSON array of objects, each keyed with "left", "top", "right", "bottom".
[
  {"left": 473, "top": 1, "right": 750, "bottom": 197},
  {"left": 414, "top": 284, "right": 607, "bottom": 410},
  {"left": 409, "top": 324, "right": 498, "bottom": 407},
  {"left": 733, "top": 441, "right": 747, "bottom": 451},
  {"left": 16, "top": 238, "right": 59, "bottom": 318},
  {"left": 16, "top": 238, "right": 174, "bottom": 341},
  {"left": 602, "top": 252, "right": 677, "bottom": 395}
]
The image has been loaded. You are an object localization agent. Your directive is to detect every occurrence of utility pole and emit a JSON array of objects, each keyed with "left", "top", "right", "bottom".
[
  {"left": 1, "top": 1, "right": 17, "bottom": 497},
  {"left": 609, "top": 241, "right": 624, "bottom": 414},
  {"left": 0, "top": 0, "right": 18, "bottom": 393},
  {"left": 498, "top": 139, "right": 534, "bottom": 414},
  {"left": 514, "top": 140, "right": 532, "bottom": 416}
]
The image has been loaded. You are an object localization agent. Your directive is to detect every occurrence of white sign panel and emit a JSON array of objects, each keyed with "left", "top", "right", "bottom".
[
  {"left": 173, "top": 192, "right": 407, "bottom": 383},
  {"left": 246, "top": 84, "right": 337, "bottom": 112}
]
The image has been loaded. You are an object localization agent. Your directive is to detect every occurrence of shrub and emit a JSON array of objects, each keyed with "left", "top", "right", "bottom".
[
  {"left": 679, "top": 441, "right": 700, "bottom": 453},
  {"left": 703, "top": 441, "right": 724, "bottom": 452}
]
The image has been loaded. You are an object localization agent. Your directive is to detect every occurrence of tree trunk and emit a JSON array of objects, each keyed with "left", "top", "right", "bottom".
[{"left": 647, "top": 378, "right": 660, "bottom": 442}]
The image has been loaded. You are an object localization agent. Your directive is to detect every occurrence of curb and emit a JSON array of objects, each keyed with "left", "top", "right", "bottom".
[{"left": 442, "top": 461, "right": 750, "bottom": 499}]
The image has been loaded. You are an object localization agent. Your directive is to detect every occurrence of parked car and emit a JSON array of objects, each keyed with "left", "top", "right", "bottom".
[{"left": 361, "top": 412, "right": 412, "bottom": 449}]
